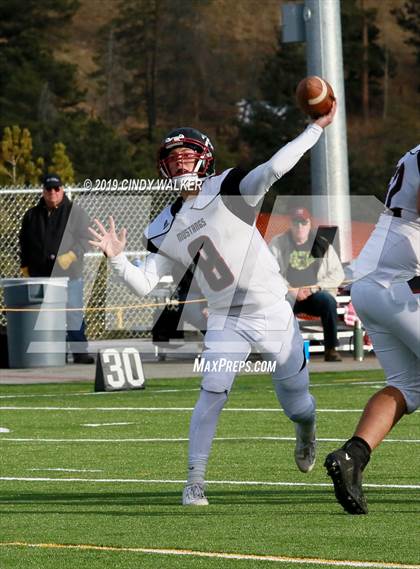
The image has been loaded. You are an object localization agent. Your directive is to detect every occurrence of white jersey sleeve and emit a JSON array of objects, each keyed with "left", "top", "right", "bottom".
[
  {"left": 384, "top": 144, "right": 420, "bottom": 214},
  {"left": 238, "top": 124, "right": 323, "bottom": 206},
  {"left": 109, "top": 252, "right": 174, "bottom": 296}
]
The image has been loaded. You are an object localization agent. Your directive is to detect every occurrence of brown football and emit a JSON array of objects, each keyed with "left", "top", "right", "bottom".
[{"left": 296, "top": 76, "right": 335, "bottom": 118}]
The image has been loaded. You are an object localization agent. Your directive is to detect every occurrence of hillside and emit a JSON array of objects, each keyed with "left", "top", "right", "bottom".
[
  {"left": 57, "top": 0, "right": 281, "bottom": 118},
  {"left": 3, "top": 0, "right": 416, "bottom": 192}
]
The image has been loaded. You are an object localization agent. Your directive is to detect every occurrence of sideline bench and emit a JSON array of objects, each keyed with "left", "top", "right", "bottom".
[
  {"left": 297, "top": 293, "right": 372, "bottom": 354},
  {"left": 151, "top": 282, "right": 372, "bottom": 359}
]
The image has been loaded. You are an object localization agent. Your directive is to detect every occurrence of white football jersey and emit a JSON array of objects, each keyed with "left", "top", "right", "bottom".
[
  {"left": 348, "top": 145, "right": 420, "bottom": 287},
  {"left": 143, "top": 168, "right": 287, "bottom": 314},
  {"left": 349, "top": 213, "right": 420, "bottom": 287},
  {"left": 110, "top": 123, "right": 322, "bottom": 313},
  {"left": 385, "top": 144, "right": 420, "bottom": 214}
]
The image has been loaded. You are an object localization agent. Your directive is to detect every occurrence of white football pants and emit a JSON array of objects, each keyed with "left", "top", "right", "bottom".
[
  {"left": 186, "top": 299, "right": 315, "bottom": 485},
  {"left": 199, "top": 300, "right": 315, "bottom": 424},
  {"left": 352, "top": 280, "right": 420, "bottom": 413},
  {"left": 202, "top": 299, "right": 307, "bottom": 392}
]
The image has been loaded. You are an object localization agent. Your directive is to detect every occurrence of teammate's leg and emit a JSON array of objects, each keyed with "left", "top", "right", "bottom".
[
  {"left": 325, "top": 334, "right": 416, "bottom": 514},
  {"left": 353, "top": 386, "right": 407, "bottom": 450},
  {"left": 325, "top": 282, "right": 420, "bottom": 514}
]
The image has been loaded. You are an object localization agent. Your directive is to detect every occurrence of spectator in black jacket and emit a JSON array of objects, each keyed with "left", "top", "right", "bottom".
[{"left": 19, "top": 174, "right": 94, "bottom": 364}]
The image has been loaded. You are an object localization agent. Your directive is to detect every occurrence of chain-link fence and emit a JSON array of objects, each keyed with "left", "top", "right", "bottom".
[{"left": 0, "top": 186, "right": 178, "bottom": 338}]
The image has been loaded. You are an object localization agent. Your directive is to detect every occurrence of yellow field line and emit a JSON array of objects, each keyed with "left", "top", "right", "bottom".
[{"left": 0, "top": 542, "right": 419, "bottom": 569}]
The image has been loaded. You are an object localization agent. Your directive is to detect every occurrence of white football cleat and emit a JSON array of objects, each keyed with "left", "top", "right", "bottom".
[
  {"left": 294, "top": 422, "right": 316, "bottom": 473},
  {"left": 182, "top": 483, "right": 209, "bottom": 506}
]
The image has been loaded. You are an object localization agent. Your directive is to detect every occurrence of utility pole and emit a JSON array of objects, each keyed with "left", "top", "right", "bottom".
[{"left": 282, "top": 1, "right": 352, "bottom": 261}]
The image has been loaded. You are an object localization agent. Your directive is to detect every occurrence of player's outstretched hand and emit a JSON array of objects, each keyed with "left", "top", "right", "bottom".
[
  {"left": 313, "top": 100, "right": 337, "bottom": 129},
  {"left": 88, "top": 216, "right": 127, "bottom": 258}
]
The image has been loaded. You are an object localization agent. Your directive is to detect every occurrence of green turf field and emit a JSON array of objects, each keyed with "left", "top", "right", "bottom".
[{"left": 0, "top": 370, "right": 419, "bottom": 569}]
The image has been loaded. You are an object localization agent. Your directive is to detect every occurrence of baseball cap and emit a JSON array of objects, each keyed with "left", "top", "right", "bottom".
[
  {"left": 290, "top": 207, "right": 311, "bottom": 221},
  {"left": 42, "top": 173, "right": 62, "bottom": 189}
]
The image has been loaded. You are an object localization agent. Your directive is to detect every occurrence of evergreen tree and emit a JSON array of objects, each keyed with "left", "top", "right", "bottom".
[
  {"left": 49, "top": 142, "right": 75, "bottom": 184},
  {"left": 95, "top": 0, "right": 215, "bottom": 141},
  {"left": 392, "top": 1, "right": 420, "bottom": 91},
  {"left": 0, "top": 126, "right": 44, "bottom": 185},
  {"left": 0, "top": 0, "right": 83, "bottom": 133},
  {"left": 110, "top": 0, "right": 164, "bottom": 142},
  {"left": 92, "top": 22, "right": 129, "bottom": 128},
  {"left": 341, "top": 0, "right": 396, "bottom": 117},
  {"left": 56, "top": 115, "right": 138, "bottom": 181},
  {"left": 238, "top": 41, "right": 308, "bottom": 200}
]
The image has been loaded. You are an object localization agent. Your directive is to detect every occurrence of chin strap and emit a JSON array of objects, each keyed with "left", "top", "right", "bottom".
[{"left": 172, "top": 173, "right": 201, "bottom": 191}]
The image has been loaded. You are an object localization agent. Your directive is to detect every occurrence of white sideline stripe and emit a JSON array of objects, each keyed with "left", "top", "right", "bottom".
[
  {"left": 1, "top": 542, "right": 418, "bottom": 569},
  {"left": 2, "top": 436, "right": 419, "bottom": 444},
  {"left": 83, "top": 422, "right": 136, "bottom": 427},
  {"left": 0, "top": 476, "right": 418, "bottom": 490}
]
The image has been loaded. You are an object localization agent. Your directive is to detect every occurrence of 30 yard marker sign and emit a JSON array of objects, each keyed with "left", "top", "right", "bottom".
[{"left": 94, "top": 347, "right": 145, "bottom": 392}]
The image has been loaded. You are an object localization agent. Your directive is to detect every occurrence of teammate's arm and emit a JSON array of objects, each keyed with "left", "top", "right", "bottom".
[{"left": 239, "top": 102, "right": 336, "bottom": 207}]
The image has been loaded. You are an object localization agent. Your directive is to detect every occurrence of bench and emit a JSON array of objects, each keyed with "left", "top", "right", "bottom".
[
  {"left": 151, "top": 280, "right": 372, "bottom": 359},
  {"left": 297, "top": 294, "right": 372, "bottom": 354}
]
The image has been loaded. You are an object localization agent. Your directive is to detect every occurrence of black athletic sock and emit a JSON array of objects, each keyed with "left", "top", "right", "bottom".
[{"left": 342, "top": 436, "right": 371, "bottom": 470}]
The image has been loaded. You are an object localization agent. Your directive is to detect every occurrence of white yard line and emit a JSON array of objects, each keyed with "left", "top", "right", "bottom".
[
  {"left": 0, "top": 406, "right": 367, "bottom": 411},
  {"left": 309, "top": 381, "right": 385, "bottom": 388},
  {"left": 29, "top": 468, "right": 103, "bottom": 473},
  {"left": 148, "top": 388, "right": 200, "bottom": 393},
  {"left": 1, "top": 436, "right": 419, "bottom": 444},
  {"left": 0, "top": 476, "right": 418, "bottom": 490},
  {"left": 0, "top": 388, "right": 199, "bottom": 399},
  {"left": 0, "top": 392, "right": 91, "bottom": 399},
  {"left": 0, "top": 427, "right": 10, "bottom": 433},
  {"left": 1, "top": 405, "right": 419, "bottom": 414},
  {"left": 82, "top": 422, "right": 136, "bottom": 427},
  {"left": 0, "top": 542, "right": 418, "bottom": 569},
  {"left": 0, "top": 406, "right": 197, "bottom": 411},
  {"left": 0, "top": 381, "right": 384, "bottom": 399}
]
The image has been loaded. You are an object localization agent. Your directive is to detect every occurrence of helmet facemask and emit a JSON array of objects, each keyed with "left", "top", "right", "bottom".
[{"left": 158, "top": 129, "right": 215, "bottom": 190}]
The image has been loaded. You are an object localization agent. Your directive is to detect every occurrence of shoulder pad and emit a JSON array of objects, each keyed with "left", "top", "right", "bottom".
[{"left": 143, "top": 198, "right": 182, "bottom": 251}]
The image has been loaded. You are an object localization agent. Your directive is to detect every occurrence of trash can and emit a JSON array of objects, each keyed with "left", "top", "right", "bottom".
[{"left": 0, "top": 278, "right": 68, "bottom": 368}]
